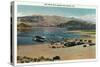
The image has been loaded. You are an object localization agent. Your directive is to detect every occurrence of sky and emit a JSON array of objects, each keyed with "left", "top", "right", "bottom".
[{"left": 17, "top": 5, "right": 96, "bottom": 22}]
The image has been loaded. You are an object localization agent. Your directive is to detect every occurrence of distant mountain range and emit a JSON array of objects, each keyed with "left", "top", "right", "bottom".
[{"left": 17, "top": 15, "right": 95, "bottom": 30}]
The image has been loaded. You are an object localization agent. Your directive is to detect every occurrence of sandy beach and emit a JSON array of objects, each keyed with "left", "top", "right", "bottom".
[{"left": 17, "top": 43, "right": 96, "bottom": 62}]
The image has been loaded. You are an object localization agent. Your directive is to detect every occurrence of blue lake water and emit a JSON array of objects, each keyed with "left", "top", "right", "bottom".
[{"left": 17, "top": 27, "right": 81, "bottom": 45}]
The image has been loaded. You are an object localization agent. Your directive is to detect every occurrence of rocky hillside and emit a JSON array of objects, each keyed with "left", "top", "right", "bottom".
[
  {"left": 17, "top": 15, "right": 95, "bottom": 30},
  {"left": 57, "top": 20, "right": 95, "bottom": 30},
  {"left": 17, "top": 15, "right": 75, "bottom": 27}
]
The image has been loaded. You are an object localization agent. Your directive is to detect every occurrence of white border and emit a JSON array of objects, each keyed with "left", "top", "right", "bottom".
[
  {"left": 14, "top": 1, "right": 17, "bottom": 65},
  {"left": 16, "top": 1, "right": 97, "bottom": 9},
  {"left": 13, "top": 1, "right": 97, "bottom": 66}
]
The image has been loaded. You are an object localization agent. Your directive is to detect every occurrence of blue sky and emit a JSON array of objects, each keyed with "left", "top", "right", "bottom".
[{"left": 17, "top": 5, "right": 96, "bottom": 22}]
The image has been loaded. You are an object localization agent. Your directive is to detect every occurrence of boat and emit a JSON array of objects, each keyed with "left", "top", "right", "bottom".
[{"left": 32, "top": 36, "right": 46, "bottom": 42}]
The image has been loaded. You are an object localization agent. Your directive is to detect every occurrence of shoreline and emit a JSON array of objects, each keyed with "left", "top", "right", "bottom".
[{"left": 67, "top": 30, "right": 95, "bottom": 38}]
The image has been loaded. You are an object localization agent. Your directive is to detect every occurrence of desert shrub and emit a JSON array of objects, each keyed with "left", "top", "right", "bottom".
[
  {"left": 83, "top": 45, "right": 87, "bottom": 47},
  {"left": 23, "top": 56, "right": 29, "bottom": 59},
  {"left": 20, "top": 60, "right": 24, "bottom": 63},
  {"left": 33, "top": 58, "right": 38, "bottom": 62},
  {"left": 28, "top": 58, "right": 34, "bottom": 62},
  {"left": 39, "top": 56, "right": 45, "bottom": 60},
  {"left": 17, "top": 56, "right": 22, "bottom": 60},
  {"left": 52, "top": 46, "right": 56, "bottom": 48},
  {"left": 88, "top": 40, "right": 92, "bottom": 43},
  {"left": 24, "top": 60, "right": 30, "bottom": 63},
  {"left": 80, "top": 39, "right": 83, "bottom": 42},
  {"left": 45, "top": 58, "right": 53, "bottom": 61},
  {"left": 53, "top": 56, "right": 61, "bottom": 60},
  {"left": 84, "top": 40, "right": 87, "bottom": 42}
]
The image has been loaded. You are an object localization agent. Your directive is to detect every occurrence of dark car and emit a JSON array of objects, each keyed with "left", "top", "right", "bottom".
[{"left": 64, "top": 42, "right": 77, "bottom": 47}]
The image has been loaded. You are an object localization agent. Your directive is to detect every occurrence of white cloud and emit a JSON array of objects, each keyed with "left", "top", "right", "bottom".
[
  {"left": 17, "top": 13, "right": 25, "bottom": 17},
  {"left": 17, "top": 12, "right": 44, "bottom": 17},
  {"left": 17, "top": 12, "right": 33, "bottom": 17},
  {"left": 79, "top": 14, "right": 96, "bottom": 22}
]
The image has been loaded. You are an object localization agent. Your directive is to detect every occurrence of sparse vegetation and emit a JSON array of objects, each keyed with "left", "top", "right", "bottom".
[
  {"left": 53, "top": 56, "right": 61, "bottom": 60},
  {"left": 17, "top": 56, "right": 61, "bottom": 63}
]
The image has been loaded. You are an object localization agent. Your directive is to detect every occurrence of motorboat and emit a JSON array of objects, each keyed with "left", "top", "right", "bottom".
[{"left": 32, "top": 36, "right": 46, "bottom": 42}]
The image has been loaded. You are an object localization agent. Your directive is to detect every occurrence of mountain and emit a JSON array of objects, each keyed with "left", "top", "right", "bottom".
[
  {"left": 57, "top": 20, "right": 95, "bottom": 30},
  {"left": 17, "top": 15, "right": 95, "bottom": 30},
  {"left": 17, "top": 15, "right": 78, "bottom": 27}
]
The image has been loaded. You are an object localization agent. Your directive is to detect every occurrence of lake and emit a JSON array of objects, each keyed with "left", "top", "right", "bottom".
[{"left": 17, "top": 27, "right": 82, "bottom": 45}]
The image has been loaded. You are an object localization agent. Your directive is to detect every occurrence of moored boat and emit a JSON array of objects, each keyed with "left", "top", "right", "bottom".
[{"left": 32, "top": 36, "right": 46, "bottom": 42}]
